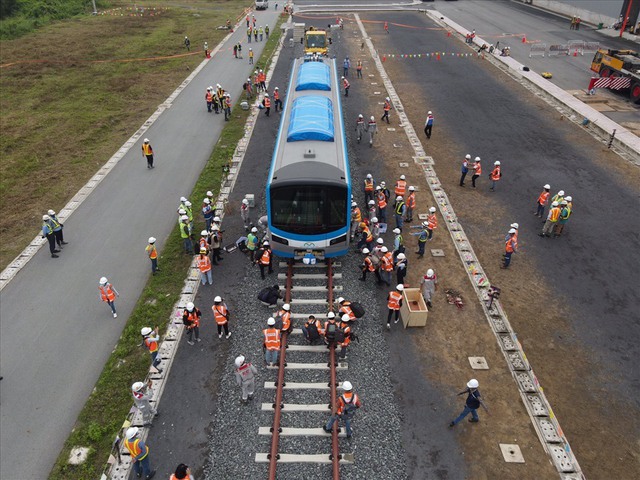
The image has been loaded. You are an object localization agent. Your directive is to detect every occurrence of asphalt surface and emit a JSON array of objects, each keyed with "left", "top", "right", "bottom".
[{"left": 0, "top": 8, "right": 279, "bottom": 480}]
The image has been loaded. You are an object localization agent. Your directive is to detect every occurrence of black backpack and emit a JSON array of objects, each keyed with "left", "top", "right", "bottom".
[
  {"left": 325, "top": 322, "right": 337, "bottom": 342},
  {"left": 273, "top": 315, "right": 283, "bottom": 330},
  {"left": 341, "top": 395, "right": 358, "bottom": 418},
  {"left": 351, "top": 302, "right": 365, "bottom": 318},
  {"left": 307, "top": 322, "right": 320, "bottom": 341}
]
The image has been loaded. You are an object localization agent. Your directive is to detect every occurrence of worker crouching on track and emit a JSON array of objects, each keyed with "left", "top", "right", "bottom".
[
  {"left": 323, "top": 381, "right": 362, "bottom": 438},
  {"left": 302, "top": 315, "right": 323, "bottom": 344},
  {"left": 235, "top": 355, "right": 258, "bottom": 404}
]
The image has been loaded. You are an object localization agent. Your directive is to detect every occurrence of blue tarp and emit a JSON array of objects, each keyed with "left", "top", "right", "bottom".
[
  {"left": 295, "top": 62, "right": 331, "bottom": 91},
  {"left": 287, "top": 96, "right": 334, "bottom": 142}
]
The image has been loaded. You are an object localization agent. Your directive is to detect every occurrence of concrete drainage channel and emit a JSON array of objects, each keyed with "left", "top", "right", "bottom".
[
  {"left": 355, "top": 13, "right": 584, "bottom": 479},
  {"left": 103, "top": 23, "right": 290, "bottom": 480}
]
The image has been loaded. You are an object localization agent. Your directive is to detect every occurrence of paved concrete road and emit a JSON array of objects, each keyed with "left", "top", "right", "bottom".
[{"left": 0, "top": 9, "right": 279, "bottom": 480}]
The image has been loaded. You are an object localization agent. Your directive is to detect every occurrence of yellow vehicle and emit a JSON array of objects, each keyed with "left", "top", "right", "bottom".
[
  {"left": 590, "top": 48, "right": 640, "bottom": 103},
  {"left": 304, "top": 27, "right": 330, "bottom": 56}
]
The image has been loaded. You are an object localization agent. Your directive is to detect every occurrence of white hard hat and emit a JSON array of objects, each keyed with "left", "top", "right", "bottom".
[
  {"left": 132, "top": 382, "right": 145, "bottom": 392},
  {"left": 428, "top": 110, "right": 432, "bottom": 114},
  {"left": 494, "top": 161, "right": 500, "bottom": 165},
  {"left": 213, "top": 216, "right": 221, "bottom": 222},
  {"left": 267, "top": 318, "right": 276, "bottom": 326},
  {"left": 422, "top": 221, "right": 429, "bottom": 228},
  {"left": 144, "top": 138, "right": 149, "bottom": 143},
  {"left": 42, "top": 214, "right": 49, "bottom": 220},
  {"left": 359, "top": 114, "right": 363, "bottom": 118},
  {"left": 510, "top": 223, "right": 519, "bottom": 229},
  {"left": 465, "top": 154, "right": 471, "bottom": 159},
  {"left": 429, "top": 207, "right": 436, "bottom": 213},
  {"left": 565, "top": 196, "right": 572, "bottom": 201},
  {"left": 376, "top": 185, "right": 381, "bottom": 190},
  {"left": 467, "top": 379, "right": 479, "bottom": 389},
  {"left": 397, "top": 253, "right": 406, "bottom": 260},
  {"left": 186, "top": 302, "right": 195, "bottom": 312},
  {"left": 396, "top": 284, "right": 404, "bottom": 291},
  {"left": 474, "top": 157, "right": 481, "bottom": 161},
  {"left": 283, "top": 303, "right": 291, "bottom": 311},
  {"left": 558, "top": 190, "right": 565, "bottom": 196},
  {"left": 235, "top": 356, "right": 245, "bottom": 368},
  {"left": 337, "top": 297, "right": 345, "bottom": 304},
  {"left": 377, "top": 238, "right": 384, "bottom": 244},
  {"left": 341, "top": 314, "right": 350, "bottom": 322},
  {"left": 251, "top": 227, "right": 258, "bottom": 233},
  {"left": 362, "top": 248, "right": 370, "bottom": 254},
  {"left": 263, "top": 241, "right": 269, "bottom": 246},
  {"left": 48, "top": 209, "right": 56, "bottom": 216},
  {"left": 141, "top": 327, "right": 152, "bottom": 336},
  {"left": 203, "top": 198, "right": 211, "bottom": 204},
  {"left": 181, "top": 215, "right": 189, "bottom": 221},
  {"left": 366, "top": 173, "right": 372, "bottom": 179},
  {"left": 381, "top": 246, "right": 388, "bottom": 253},
  {"left": 367, "top": 201, "right": 375, "bottom": 207},
  {"left": 342, "top": 381, "right": 353, "bottom": 391},
  {"left": 265, "top": 93, "right": 269, "bottom": 97},
  {"left": 393, "top": 228, "right": 401, "bottom": 234},
  {"left": 216, "top": 83, "right": 221, "bottom": 88},
  {"left": 242, "top": 199, "right": 249, "bottom": 204},
  {"left": 214, "top": 296, "right": 222, "bottom": 303},
  {"left": 561, "top": 200, "right": 568, "bottom": 205},
  {"left": 370, "top": 116, "right": 375, "bottom": 121},
  {"left": 426, "top": 269, "right": 434, "bottom": 277},
  {"left": 552, "top": 201, "right": 559, "bottom": 207},
  {"left": 409, "top": 186, "right": 415, "bottom": 191},
  {"left": 201, "top": 230, "right": 208, "bottom": 236},
  {"left": 351, "top": 202, "right": 357, "bottom": 207},
  {"left": 400, "top": 175, "right": 406, "bottom": 180},
  {"left": 509, "top": 228, "right": 516, "bottom": 234},
  {"left": 99, "top": 277, "right": 108, "bottom": 285},
  {"left": 126, "top": 427, "right": 139, "bottom": 439},
  {"left": 386, "top": 97, "right": 390, "bottom": 101},
  {"left": 184, "top": 201, "right": 192, "bottom": 207},
  {"left": 371, "top": 217, "right": 378, "bottom": 223},
  {"left": 327, "top": 312, "right": 336, "bottom": 319},
  {"left": 180, "top": 196, "right": 187, "bottom": 202},
  {"left": 275, "top": 87, "right": 279, "bottom": 90},
  {"left": 543, "top": 184, "right": 550, "bottom": 190},
  {"left": 341, "top": 76, "right": 345, "bottom": 79},
  {"left": 207, "top": 87, "right": 211, "bottom": 91},
  {"left": 396, "top": 196, "right": 403, "bottom": 201},
  {"left": 207, "top": 191, "right": 214, "bottom": 196},
  {"left": 178, "top": 209, "right": 186, "bottom": 215}
]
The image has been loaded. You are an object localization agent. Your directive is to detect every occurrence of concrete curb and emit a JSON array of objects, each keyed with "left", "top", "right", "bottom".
[{"left": 355, "top": 12, "right": 584, "bottom": 479}]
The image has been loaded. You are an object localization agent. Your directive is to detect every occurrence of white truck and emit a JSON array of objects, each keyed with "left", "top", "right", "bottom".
[{"left": 255, "top": 0, "right": 269, "bottom": 10}]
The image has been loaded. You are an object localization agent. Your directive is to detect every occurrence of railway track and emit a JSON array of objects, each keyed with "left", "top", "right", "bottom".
[{"left": 255, "top": 259, "right": 354, "bottom": 479}]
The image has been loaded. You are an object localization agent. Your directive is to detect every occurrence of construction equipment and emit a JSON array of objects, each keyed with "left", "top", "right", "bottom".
[
  {"left": 590, "top": 48, "right": 640, "bottom": 102},
  {"left": 304, "top": 26, "right": 330, "bottom": 56}
]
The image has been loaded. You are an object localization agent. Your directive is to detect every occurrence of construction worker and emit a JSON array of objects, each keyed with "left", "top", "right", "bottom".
[
  {"left": 460, "top": 154, "right": 471, "bottom": 187},
  {"left": 363, "top": 173, "right": 375, "bottom": 203},
  {"left": 350, "top": 202, "right": 362, "bottom": 240},
  {"left": 551, "top": 189, "right": 565, "bottom": 205},
  {"left": 410, "top": 221, "right": 429, "bottom": 258},
  {"left": 246, "top": 227, "right": 259, "bottom": 261},
  {"left": 370, "top": 216, "right": 380, "bottom": 240},
  {"left": 235, "top": 355, "right": 257, "bottom": 403},
  {"left": 209, "top": 223, "right": 223, "bottom": 264},
  {"left": 424, "top": 111, "right": 434, "bottom": 138},
  {"left": 248, "top": 47, "right": 254, "bottom": 64},
  {"left": 224, "top": 93, "right": 232, "bottom": 121},
  {"left": 381, "top": 97, "right": 392, "bottom": 123},
  {"left": 356, "top": 60, "right": 363, "bottom": 78},
  {"left": 180, "top": 215, "right": 192, "bottom": 255},
  {"left": 240, "top": 198, "right": 250, "bottom": 230},
  {"left": 146, "top": 237, "right": 159, "bottom": 275},
  {"left": 394, "top": 175, "right": 407, "bottom": 197},
  {"left": 274, "top": 87, "right": 283, "bottom": 112},
  {"left": 471, "top": 157, "right": 482, "bottom": 188},
  {"left": 184, "top": 36, "right": 191, "bottom": 51},
  {"left": 392, "top": 227, "right": 404, "bottom": 260},
  {"left": 247, "top": 26, "right": 252, "bottom": 43},
  {"left": 124, "top": 427, "right": 156, "bottom": 480},
  {"left": 336, "top": 297, "right": 356, "bottom": 321},
  {"left": 489, "top": 161, "right": 501, "bottom": 191},
  {"left": 200, "top": 198, "right": 213, "bottom": 231},
  {"left": 41, "top": 214, "right": 59, "bottom": 258},
  {"left": 244, "top": 77, "right": 253, "bottom": 99},
  {"left": 366, "top": 116, "right": 377, "bottom": 147},
  {"left": 565, "top": 195, "right": 573, "bottom": 211},
  {"left": 405, "top": 186, "right": 416, "bottom": 223},
  {"left": 539, "top": 201, "right": 561, "bottom": 238},
  {"left": 198, "top": 230, "right": 210, "bottom": 255},
  {"left": 449, "top": 379, "right": 489, "bottom": 427},
  {"left": 233, "top": 43, "right": 238, "bottom": 58},
  {"left": 263, "top": 92, "right": 271, "bottom": 116},
  {"left": 508, "top": 223, "right": 519, "bottom": 243},
  {"left": 384, "top": 21, "right": 389, "bottom": 34},
  {"left": 141, "top": 326, "right": 162, "bottom": 372},
  {"left": 535, "top": 184, "right": 551, "bottom": 217},
  {"left": 502, "top": 228, "right": 518, "bottom": 269},
  {"left": 256, "top": 241, "right": 273, "bottom": 279},
  {"left": 275, "top": 303, "right": 293, "bottom": 334},
  {"left": 366, "top": 199, "right": 376, "bottom": 220},
  {"left": 258, "top": 26, "right": 263, "bottom": 41},
  {"left": 254, "top": 27, "right": 258, "bottom": 41},
  {"left": 263, "top": 318, "right": 281, "bottom": 366},
  {"left": 183, "top": 302, "right": 202, "bottom": 345},
  {"left": 323, "top": 381, "right": 362, "bottom": 437},
  {"left": 170, "top": 464, "right": 194, "bottom": 480},
  {"left": 211, "top": 296, "right": 231, "bottom": 339},
  {"left": 342, "top": 76, "right": 350, "bottom": 96},
  {"left": 355, "top": 114, "right": 365, "bottom": 143},
  {"left": 420, "top": 268, "right": 437, "bottom": 308},
  {"left": 373, "top": 237, "right": 386, "bottom": 260},
  {"left": 302, "top": 315, "right": 323, "bottom": 343},
  {"left": 395, "top": 252, "right": 407, "bottom": 285},
  {"left": 379, "top": 246, "right": 394, "bottom": 286},
  {"left": 376, "top": 186, "right": 387, "bottom": 223},
  {"left": 211, "top": 89, "right": 220, "bottom": 114},
  {"left": 343, "top": 57, "right": 350, "bottom": 77},
  {"left": 98, "top": 277, "right": 119, "bottom": 318},
  {"left": 357, "top": 222, "right": 373, "bottom": 251},
  {"left": 337, "top": 314, "right": 352, "bottom": 360},
  {"left": 554, "top": 200, "right": 571, "bottom": 237},
  {"left": 394, "top": 195, "right": 405, "bottom": 229},
  {"left": 386, "top": 284, "right": 404, "bottom": 330},
  {"left": 204, "top": 41, "right": 209, "bottom": 57},
  {"left": 426, "top": 206, "right": 437, "bottom": 239},
  {"left": 259, "top": 69, "right": 266, "bottom": 91},
  {"left": 323, "top": 312, "right": 340, "bottom": 345},
  {"left": 47, "top": 210, "right": 67, "bottom": 249},
  {"left": 197, "top": 248, "right": 213, "bottom": 285},
  {"left": 131, "top": 380, "right": 158, "bottom": 426},
  {"left": 142, "top": 138, "right": 154, "bottom": 169},
  {"left": 360, "top": 248, "right": 381, "bottom": 283},
  {"left": 206, "top": 87, "right": 214, "bottom": 112}
]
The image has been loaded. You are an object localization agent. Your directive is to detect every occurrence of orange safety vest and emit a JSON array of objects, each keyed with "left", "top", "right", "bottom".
[
  {"left": 144, "top": 337, "right": 158, "bottom": 353},
  {"left": 225, "top": 97, "right": 231, "bottom": 108},
  {"left": 357, "top": 62, "right": 362, "bottom": 71},
  {"left": 142, "top": 144, "right": 152, "bottom": 156},
  {"left": 146, "top": 245, "right": 157, "bottom": 260},
  {"left": 259, "top": 72, "right": 266, "bottom": 82},
  {"left": 549, "top": 207, "right": 561, "bottom": 222},
  {"left": 277, "top": 310, "right": 291, "bottom": 330},
  {"left": 338, "top": 392, "right": 360, "bottom": 414},
  {"left": 394, "top": 180, "right": 406, "bottom": 196},
  {"left": 340, "top": 323, "right": 351, "bottom": 346},
  {"left": 387, "top": 290, "right": 402, "bottom": 310},
  {"left": 263, "top": 328, "right": 281, "bottom": 350},
  {"left": 406, "top": 192, "right": 416, "bottom": 209},
  {"left": 538, "top": 191, "right": 550, "bottom": 205},
  {"left": 474, "top": 162, "right": 482, "bottom": 175},
  {"left": 343, "top": 78, "right": 350, "bottom": 89},
  {"left": 339, "top": 303, "right": 356, "bottom": 320},
  {"left": 505, "top": 236, "right": 516, "bottom": 253},
  {"left": 259, "top": 249, "right": 271, "bottom": 265},
  {"left": 490, "top": 165, "right": 501, "bottom": 181},
  {"left": 253, "top": 74, "right": 259, "bottom": 85},
  {"left": 264, "top": 97, "right": 271, "bottom": 107},
  {"left": 212, "top": 304, "right": 229, "bottom": 325},
  {"left": 364, "top": 179, "right": 374, "bottom": 192},
  {"left": 99, "top": 285, "right": 116, "bottom": 302},
  {"left": 274, "top": 90, "right": 280, "bottom": 100},
  {"left": 199, "top": 237, "right": 209, "bottom": 251},
  {"left": 124, "top": 438, "right": 149, "bottom": 461},
  {"left": 206, "top": 92, "right": 213, "bottom": 102},
  {"left": 185, "top": 310, "right": 200, "bottom": 328},
  {"left": 364, "top": 256, "right": 375, "bottom": 272},
  {"left": 384, "top": 100, "right": 391, "bottom": 112},
  {"left": 352, "top": 207, "right": 362, "bottom": 223},
  {"left": 427, "top": 214, "right": 437, "bottom": 230},
  {"left": 380, "top": 253, "right": 394, "bottom": 272},
  {"left": 377, "top": 191, "right": 387, "bottom": 208},
  {"left": 197, "top": 255, "right": 211, "bottom": 273}
]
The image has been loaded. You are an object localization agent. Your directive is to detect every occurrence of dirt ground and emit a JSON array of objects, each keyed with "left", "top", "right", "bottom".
[{"left": 340, "top": 16, "right": 640, "bottom": 480}]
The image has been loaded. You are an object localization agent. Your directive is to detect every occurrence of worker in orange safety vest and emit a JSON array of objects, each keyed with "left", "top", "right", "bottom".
[
  {"left": 381, "top": 97, "right": 392, "bottom": 124},
  {"left": 212, "top": 296, "right": 231, "bottom": 339},
  {"left": 263, "top": 317, "right": 281, "bottom": 366},
  {"left": 262, "top": 93, "right": 271, "bottom": 116},
  {"left": 183, "top": 302, "right": 202, "bottom": 345},
  {"left": 489, "top": 161, "right": 501, "bottom": 191},
  {"left": 124, "top": 427, "right": 155, "bottom": 479},
  {"left": 386, "top": 284, "right": 404, "bottom": 330},
  {"left": 394, "top": 175, "right": 406, "bottom": 197},
  {"left": 256, "top": 241, "right": 273, "bottom": 279},
  {"left": 540, "top": 201, "right": 561, "bottom": 237},
  {"left": 141, "top": 138, "right": 154, "bottom": 169},
  {"left": 535, "top": 184, "right": 551, "bottom": 217},
  {"left": 471, "top": 157, "right": 482, "bottom": 188},
  {"left": 275, "top": 303, "right": 292, "bottom": 334},
  {"left": 323, "top": 381, "right": 362, "bottom": 437},
  {"left": 197, "top": 247, "right": 212, "bottom": 286},
  {"left": 379, "top": 246, "right": 394, "bottom": 286},
  {"left": 274, "top": 87, "right": 283, "bottom": 112},
  {"left": 405, "top": 186, "right": 416, "bottom": 222},
  {"left": 98, "top": 276, "right": 119, "bottom": 318}
]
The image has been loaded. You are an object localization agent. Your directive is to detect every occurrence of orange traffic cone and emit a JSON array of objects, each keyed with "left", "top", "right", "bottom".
[{"left": 522, "top": 36, "right": 526, "bottom": 43}]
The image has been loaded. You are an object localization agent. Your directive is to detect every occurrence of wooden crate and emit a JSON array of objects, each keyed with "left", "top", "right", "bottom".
[{"left": 400, "top": 288, "right": 428, "bottom": 328}]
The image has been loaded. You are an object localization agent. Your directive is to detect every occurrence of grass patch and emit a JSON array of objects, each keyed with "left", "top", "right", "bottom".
[
  {"left": 0, "top": 0, "right": 252, "bottom": 270},
  {"left": 49, "top": 15, "right": 285, "bottom": 479}
]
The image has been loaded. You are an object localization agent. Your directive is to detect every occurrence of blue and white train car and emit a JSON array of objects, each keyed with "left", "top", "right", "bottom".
[{"left": 266, "top": 58, "right": 351, "bottom": 259}]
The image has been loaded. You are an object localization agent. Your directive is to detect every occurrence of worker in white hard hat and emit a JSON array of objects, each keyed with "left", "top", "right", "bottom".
[
  {"left": 369, "top": 216, "right": 380, "bottom": 240},
  {"left": 554, "top": 200, "right": 572, "bottom": 237},
  {"left": 184, "top": 35, "right": 191, "bottom": 51},
  {"left": 235, "top": 355, "right": 258, "bottom": 403},
  {"left": 489, "top": 160, "right": 502, "bottom": 191},
  {"left": 141, "top": 326, "right": 162, "bottom": 372},
  {"left": 386, "top": 284, "right": 404, "bottom": 330},
  {"left": 361, "top": 247, "right": 381, "bottom": 283},
  {"left": 197, "top": 247, "right": 213, "bottom": 286},
  {"left": 381, "top": 96, "right": 392, "bottom": 123},
  {"left": 424, "top": 110, "right": 434, "bottom": 138},
  {"left": 263, "top": 318, "right": 281, "bottom": 366},
  {"left": 410, "top": 220, "right": 430, "bottom": 258},
  {"left": 256, "top": 241, "right": 273, "bottom": 280},
  {"left": 551, "top": 189, "right": 565, "bottom": 205},
  {"left": 342, "top": 75, "right": 350, "bottom": 96},
  {"left": 124, "top": 427, "right": 156, "bottom": 479},
  {"left": 392, "top": 227, "right": 404, "bottom": 261},
  {"left": 273, "top": 86, "right": 282, "bottom": 112},
  {"left": 507, "top": 223, "right": 519, "bottom": 244},
  {"left": 420, "top": 268, "right": 438, "bottom": 308},
  {"left": 460, "top": 154, "right": 471, "bottom": 187},
  {"left": 246, "top": 226, "right": 259, "bottom": 261},
  {"left": 41, "top": 214, "right": 59, "bottom": 258},
  {"left": 394, "top": 252, "right": 407, "bottom": 285},
  {"left": 350, "top": 201, "right": 362, "bottom": 240},
  {"left": 405, "top": 186, "right": 416, "bottom": 223},
  {"left": 535, "top": 184, "right": 551, "bottom": 218},
  {"left": 323, "top": 380, "right": 362, "bottom": 437},
  {"left": 379, "top": 246, "right": 394, "bottom": 286},
  {"left": 502, "top": 228, "right": 518, "bottom": 269},
  {"left": 131, "top": 380, "right": 158, "bottom": 426},
  {"left": 449, "top": 379, "right": 489, "bottom": 427},
  {"left": 183, "top": 302, "right": 202, "bottom": 345},
  {"left": 179, "top": 214, "right": 192, "bottom": 255},
  {"left": 336, "top": 314, "right": 353, "bottom": 360},
  {"left": 471, "top": 156, "right": 482, "bottom": 188},
  {"left": 366, "top": 115, "right": 377, "bottom": 147},
  {"left": 540, "top": 201, "right": 561, "bottom": 238},
  {"left": 98, "top": 277, "right": 120, "bottom": 318},
  {"left": 355, "top": 114, "right": 366, "bottom": 144},
  {"left": 240, "top": 198, "right": 251, "bottom": 230},
  {"left": 209, "top": 218, "right": 223, "bottom": 264},
  {"left": 213, "top": 296, "right": 231, "bottom": 339},
  {"left": 47, "top": 209, "right": 67, "bottom": 249},
  {"left": 394, "top": 195, "right": 405, "bottom": 230},
  {"left": 262, "top": 92, "right": 271, "bottom": 116},
  {"left": 394, "top": 174, "right": 407, "bottom": 197},
  {"left": 363, "top": 173, "right": 375, "bottom": 204},
  {"left": 146, "top": 237, "right": 159, "bottom": 275},
  {"left": 142, "top": 138, "right": 154, "bottom": 169},
  {"left": 275, "top": 303, "right": 293, "bottom": 333}
]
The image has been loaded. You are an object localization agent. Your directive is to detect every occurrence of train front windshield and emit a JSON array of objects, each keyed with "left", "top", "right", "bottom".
[
  {"left": 306, "top": 35, "right": 326, "bottom": 49},
  {"left": 270, "top": 185, "right": 347, "bottom": 235}
]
